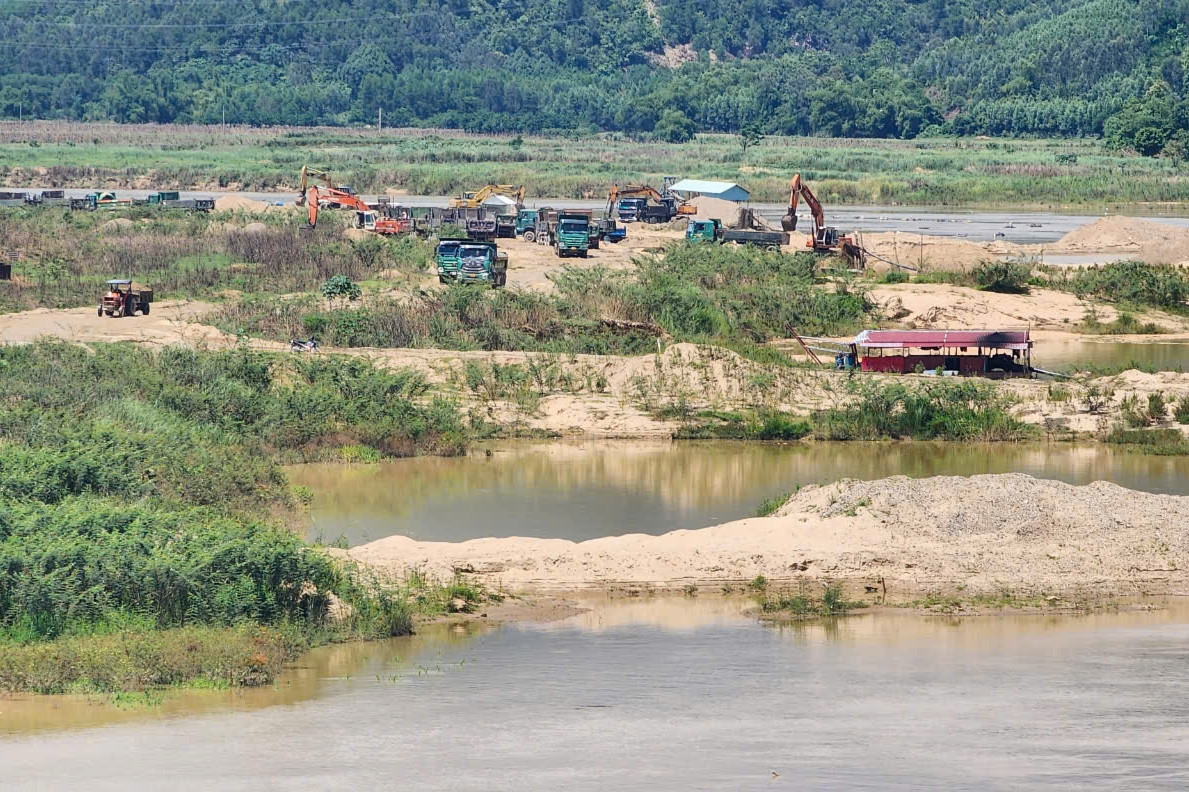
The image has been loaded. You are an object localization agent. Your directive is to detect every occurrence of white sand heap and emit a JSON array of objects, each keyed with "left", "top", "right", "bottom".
[{"left": 349, "top": 474, "right": 1189, "bottom": 596}]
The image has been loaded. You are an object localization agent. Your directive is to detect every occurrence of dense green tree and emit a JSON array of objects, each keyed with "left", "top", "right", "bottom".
[
  {"left": 0, "top": 0, "right": 1186, "bottom": 146},
  {"left": 654, "top": 109, "right": 697, "bottom": 142}
]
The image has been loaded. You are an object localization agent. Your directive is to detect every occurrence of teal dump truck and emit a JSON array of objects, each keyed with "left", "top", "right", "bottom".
[
  {"left": 686, "top": 218, "right": 788, "bottom": 249},
  {"left": 514, "top": 209, "right": 539, "bottom": 238},
  {"left": 436, "top": 238, "right": 508, "bottom": 287},
  {"left": 554, "top": 211, "right": 591, "bottom": 258}
]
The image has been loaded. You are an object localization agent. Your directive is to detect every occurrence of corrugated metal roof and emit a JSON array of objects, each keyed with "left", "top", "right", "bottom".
[
  {"left": 853, "top": 329, "right": 1032, "bottom": 350},
  {"left": 668, "top": 179, "right": 750, "bottom": 197}
]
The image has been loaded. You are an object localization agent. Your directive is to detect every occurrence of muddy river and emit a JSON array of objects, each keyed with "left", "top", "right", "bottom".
[
  {"left": 287, "top": 441, "right": 1189, "bottom": 546},
  {"left": 1037, "top": 338, "right": 1189, "bottom": 371},
  {"left": 4, "top": 598, "right": 1188, "bottom": 789}
]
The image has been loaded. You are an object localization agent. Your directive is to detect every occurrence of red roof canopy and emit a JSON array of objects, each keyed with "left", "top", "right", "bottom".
[{"left": 853, "top": 329, "right": 1031, "bottom": 350}]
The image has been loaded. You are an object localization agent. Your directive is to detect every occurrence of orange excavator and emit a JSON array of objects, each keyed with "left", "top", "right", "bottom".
[
  {"left": 782, "top": 173, "right": 866, "bottom": 268},
  {"left": 297, "top": 166, "right": 371, "bottom": 227}
]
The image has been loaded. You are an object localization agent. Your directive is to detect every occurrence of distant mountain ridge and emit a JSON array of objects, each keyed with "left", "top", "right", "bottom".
[{"left": 0, "top": 0, "right": 1184, "bottom": 148}]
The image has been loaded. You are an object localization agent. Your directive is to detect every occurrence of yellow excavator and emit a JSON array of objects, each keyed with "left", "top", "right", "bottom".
[
  {"left": 782, "top": 173, "right": 866, "bottom": 269},
  {"left": 449, "top": 184, "right": 525, "bottom": 209}
]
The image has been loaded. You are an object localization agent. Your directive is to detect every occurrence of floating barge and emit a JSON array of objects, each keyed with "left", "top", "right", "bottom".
[{"left": 848, "top": 329, "right": 1033, "bottom": 378}]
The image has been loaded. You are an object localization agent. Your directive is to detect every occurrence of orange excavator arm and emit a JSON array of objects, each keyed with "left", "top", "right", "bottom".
[
  {"left": 306, "top": 186, "right": 320, "bottom": 227},
  {"left": 782, "top": 173, "right": 825, "bottom": 233}
]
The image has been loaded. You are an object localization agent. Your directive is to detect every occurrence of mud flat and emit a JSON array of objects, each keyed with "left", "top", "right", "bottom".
[{"left": 350, "top": 473, "right": 1189, "bottom": 600}]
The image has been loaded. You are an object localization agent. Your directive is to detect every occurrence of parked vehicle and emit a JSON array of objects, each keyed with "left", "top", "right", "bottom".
[
  {"left": 290, "top": 337, "right": 320, "bottom": 352},
  {"left": 555, "top": 211, "right": 591, "bottom": 257},
  {"left": 354, "top": 210, "right": 414, "bottom": 235},
  {"left": 685, "top": 218, "right": 788, "bottom": 249},
  {"left": 71, "top": 191, "right": 133, "bottom": 211},
  {"left": 97, "top": 279, "right": 152, "bottom": 317},
  {"left": 436, "top": 238, "right": 508, "bottom": 287},
  {"left": 597, "top": 217, "right": 625, "bottom": 243}
]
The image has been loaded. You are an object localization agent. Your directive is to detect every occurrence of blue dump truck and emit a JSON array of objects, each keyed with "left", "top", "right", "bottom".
[{"left": 436, "top": 238, "right": 509, "bottom": 287}]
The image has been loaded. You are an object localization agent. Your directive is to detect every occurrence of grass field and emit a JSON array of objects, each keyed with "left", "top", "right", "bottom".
[{"left": 1, "top": 121, "right": 1187, "bottom": 207}]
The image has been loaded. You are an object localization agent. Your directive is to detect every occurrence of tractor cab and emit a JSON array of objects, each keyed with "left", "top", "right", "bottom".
[{"left": 354, "top": 210, "right": 377, "bottom": 230}]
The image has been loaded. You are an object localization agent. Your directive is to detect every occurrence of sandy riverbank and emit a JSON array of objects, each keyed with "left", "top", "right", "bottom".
[
  {"left": 350, "top": 473, "right": 1189, "bottom": 601},
  {"left": 3, "top": 301, "right": 1189, "bottom": 437}
]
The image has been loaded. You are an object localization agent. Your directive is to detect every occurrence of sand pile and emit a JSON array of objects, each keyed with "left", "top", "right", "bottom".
[
  {"left": 99, "top": 218, "right": 134, "bottom": 233},
  {"left": 688, "top": 195, "right": 748, "bottom": 227},
  {"left": 214, "top": 195, "right": 271, "bottom": 213},
  {"left": 861, "top": 232, "right": 1027, "bottom": 272},
  {"left": 1055, "top": 216, "right": 1189, "bottom": 252},
  {"left": 349, "top": 474, "right": 1189, "bottom": 597}
]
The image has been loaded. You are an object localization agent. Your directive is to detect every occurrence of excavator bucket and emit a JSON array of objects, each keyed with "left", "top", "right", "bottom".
[{"left": 781, "top": 213, "right": 798, "bottom": 232}]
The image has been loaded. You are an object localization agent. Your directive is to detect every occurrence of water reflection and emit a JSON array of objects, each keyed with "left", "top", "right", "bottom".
[{"left": 288, "top": 441, "right": 1189, "bottom": 545}]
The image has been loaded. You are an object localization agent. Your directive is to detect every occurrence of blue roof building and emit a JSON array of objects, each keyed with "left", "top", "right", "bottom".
[{"left": 667, "top": 179, "right": 750, "bottom": 202}]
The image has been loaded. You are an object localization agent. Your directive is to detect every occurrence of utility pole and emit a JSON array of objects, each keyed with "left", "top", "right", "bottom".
[
  {"left": 378, "top": 107, "right": 383, "bottom": 132},
  {"left": 221, "top": 104, "right": 225, "bottom": 130}
]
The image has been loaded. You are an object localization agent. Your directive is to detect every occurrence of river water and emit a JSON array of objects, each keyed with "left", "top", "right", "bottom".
[
  {"left": 12, "top": 187, "right": 1189, "bottom": 245},
  {"left": 288, "top": 441, "right": 1189, "bottom": 546},
  {"left": 4, "top": 597, "right": 1188, "bottom": 790}
]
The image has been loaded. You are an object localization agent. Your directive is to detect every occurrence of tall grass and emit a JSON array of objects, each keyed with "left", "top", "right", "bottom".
[
  {"left": 212, "top": 246, "right": 875, "bottom": 359},
  {"left": 0, "top": 206, "right": 431, "bottom": 312},
  {"left": 2, "top": 123, "right": 1186, "bottom": 207},
  {"left": 0, "top": 340, "right": 480, "bottom": 692},
  {"left": 815, "top": 378, "right": 1033, "bottom": 441},
  {"left": 1039, "top": 260, "right": 1189, "bottom": 312}
]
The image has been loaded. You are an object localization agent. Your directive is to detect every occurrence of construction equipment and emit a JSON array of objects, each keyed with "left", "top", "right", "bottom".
[
  {"left": 597, "top": 217, "right": 625, "bottom": 243},
  {"left": 554, "top": 211, "right": 592, "bottom": 257},
  {"left": 70, "top": 191, "right": 133, "bottom": 211},
  {"left": 518, "top": 208, "right": 592, "bottom": 256},
  {"left": 685, "top": 218, "right": 787, "bottom": 249},
  {"left": 97, "top": 279, "right": 152, "bottom": 317},
  {"left": 134, "top": 192, "right": 215, "bottom": 211},
  {"left": 354, "top": 210, "right": 414, "bottom": 235},
  {"left": 782, "top": 173, "right": 866, "bottom": 268},
  {"left": 607, "top": 185, "right": 682, "bottom": 224},
  {"left": 436, "top": 238, "right": 508, "bottom": 287},
  {"left": 514, "top": 208, "right": 540, "bottom": 238},
  {"left": 448, "top": 185, "right": 525, "bottom": 210},
  {"left": 298, "top": 166, "right": 371, "bottom": 226}
]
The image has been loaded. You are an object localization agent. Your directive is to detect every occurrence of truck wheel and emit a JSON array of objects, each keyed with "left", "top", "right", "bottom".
[
  {"left": 439, "top": 275, "right": 448, "bottom": 284},
  {"left": 142, "top": 302, "right": 150, "bottom": 315},
  {"left": 523, "top": 230, "right": 536, "bottom": 243},
  {"left": 97, "top": 305, "right": 103, "bottom": 317},
  {"left": 580, "top": 250, "right": 589, "bottom": 258}
]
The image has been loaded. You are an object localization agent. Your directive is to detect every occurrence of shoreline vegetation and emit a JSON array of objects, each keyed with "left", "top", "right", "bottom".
[
  {"left": 0, "top": 341, "right": 488, "bottom": 694},
  {"left": 3, "top": 124, "right": 1189, "bottom": 208}
]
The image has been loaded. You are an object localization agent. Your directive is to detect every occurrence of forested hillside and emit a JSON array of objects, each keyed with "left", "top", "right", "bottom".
[{"left": 0, "top": 0, "right": 1186, "bottom": 149}]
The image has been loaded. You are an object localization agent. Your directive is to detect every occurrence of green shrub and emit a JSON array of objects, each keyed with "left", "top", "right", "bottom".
[
  {"left": 815, "top": 378, "right": 1033, "bottom": 441},
  {"left": 1175, "top": 397, "right": 1189, "bottom": 424},
  {"left": 1058, "top": 260, "right": 1189, "bottom": 310},
  {"left": 972, "top": 259, "right": 1031, "bottom": 294},
  {"left": 1104, "top": 427, "right": 1189, "bottom": 454}
]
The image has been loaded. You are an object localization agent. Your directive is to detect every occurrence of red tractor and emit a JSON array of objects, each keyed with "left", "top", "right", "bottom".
[{"left": 98, "top": 279, "right": 152, "bottom": 317}]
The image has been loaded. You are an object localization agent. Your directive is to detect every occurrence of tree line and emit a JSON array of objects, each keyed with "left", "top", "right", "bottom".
[{"left": 0, "top": 0, "right": 1185, "bottom": 153}]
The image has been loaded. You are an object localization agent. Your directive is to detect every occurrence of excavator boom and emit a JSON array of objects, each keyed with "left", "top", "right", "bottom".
[
  {"left": 781, "top": 173, "right": 825, "bottom": 233},
  {"left": 449, "top": 184, "right": 524, "bottom": 209}
]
